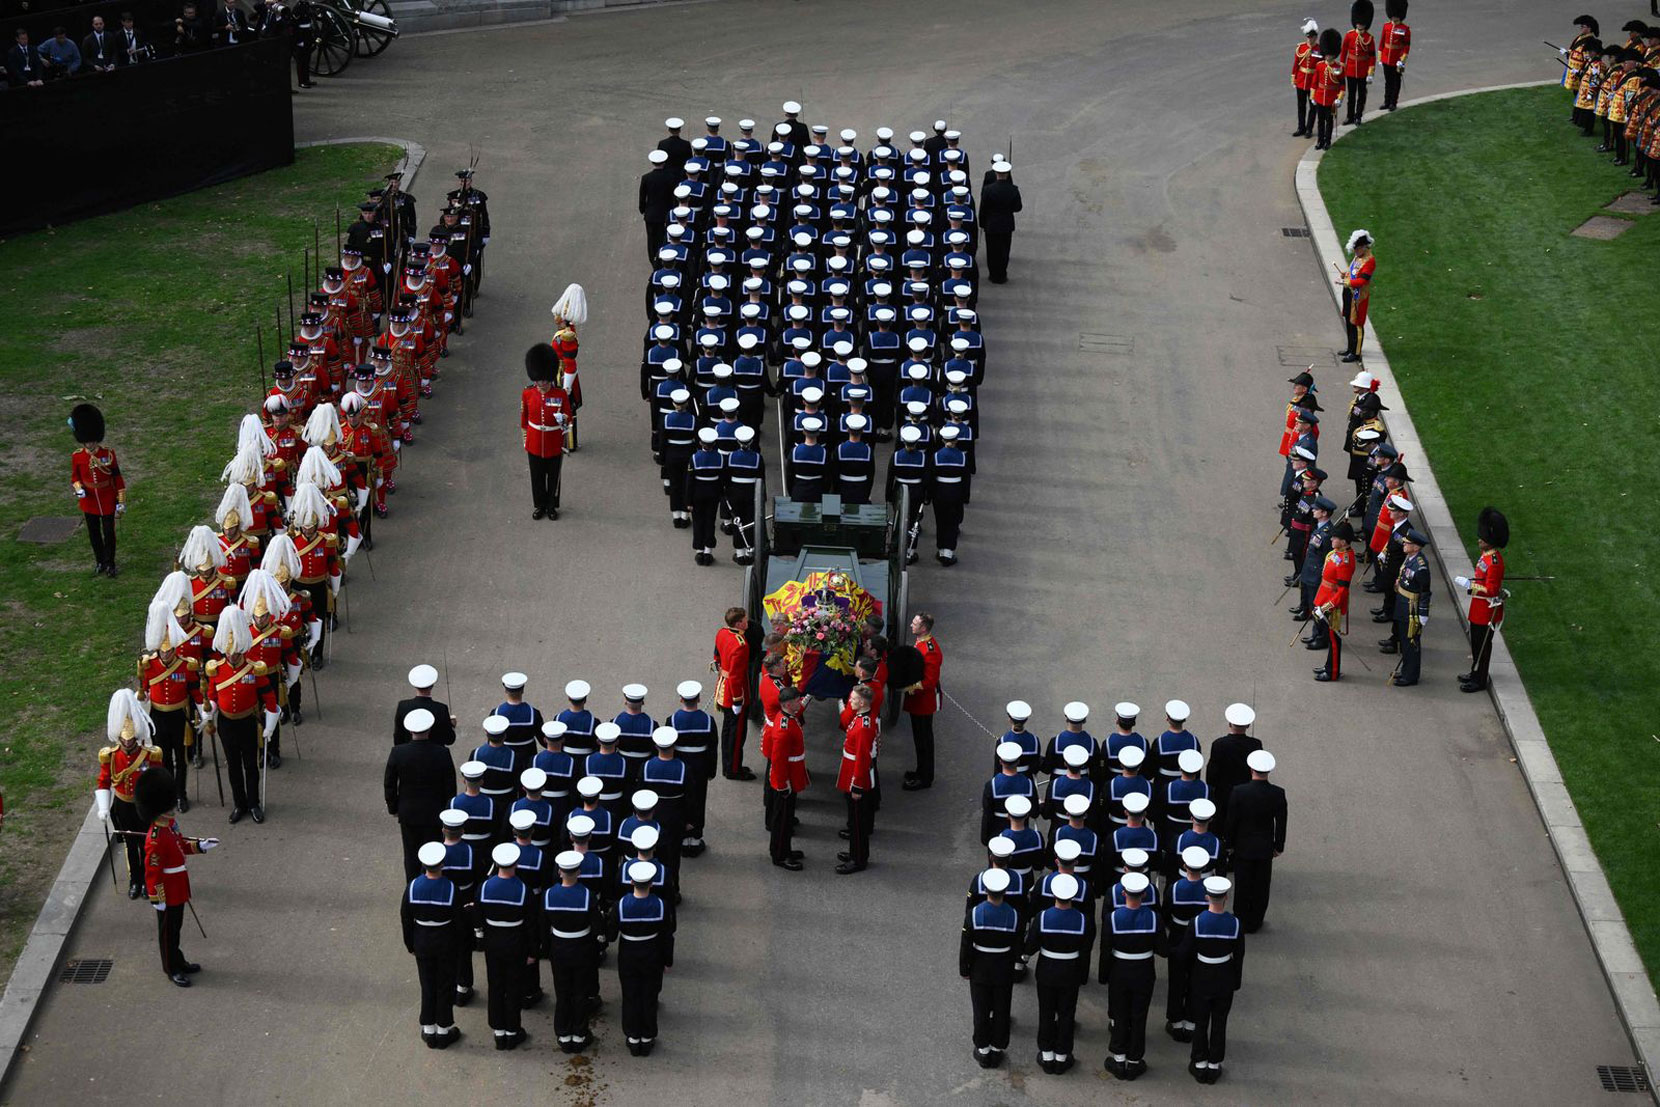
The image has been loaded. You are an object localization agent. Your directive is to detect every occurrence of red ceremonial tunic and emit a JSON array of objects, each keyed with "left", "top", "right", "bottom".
[
  {"left": 1344, "top": 254, "right": 1376, "bottom": 326},
  {"left": 1378, "top": 20, "right": 1410, "bottom": 65},
  {"left": 901, "top": 636, "right": 942, "bottom": 716},
  {"left": 139, "top": 651, "right": 201, "bottom": 713},
  {"left": 265, "top": 419, "right": 304, "bottom": 494},
  {"left": 98, "top": 742, "right": 163, "bottom": 802},
  {"left": 1340, "top": 29, "right": 1375, "bottom": 78},
  {"left": 1313, "top": 548, "right": 1356, "bottom": 617},
  {"left": 767, "top": 715, "right": 809, "bottom": 792},
  {"left": 757, "top": 672, "right": 784, "bottom": 728},
  {"left": 1293, "top": 41, "right": 1317, "bottom": 89},
  {"left": 521, "top": 386, "right": 572, "bottom": 458},
  {"left": 837, "top": 712, "right": 877, "bottom": 792},
  {"left": 1369, "top": 501, "right": 1402, "bottom": 556},
  {"left": 1310, "top": 58, "right": 1343, "bottom": 107},
  {"left": 217, "top": 532, "right": 260, "bottom": 590},
  {"left": 1469, "top": 549, "right": 1506, "bottom": 626},
  {"left": 190, "top": 570, "right": 233, "bottom": 627},
  {"left": 205, "top": 656, "right": 276, "bottom": 719},
  {"left": 293, "top": 529, "right": 341, "bottom": 586},
  {"left": 71, "top": 446, "right": 124, "bottom": 515},
  {"left": 144, "top": 817, "right": 203, "bottom": 906},
  {"left": 713, "top": 626, "right": 749, "bottom": 708}
]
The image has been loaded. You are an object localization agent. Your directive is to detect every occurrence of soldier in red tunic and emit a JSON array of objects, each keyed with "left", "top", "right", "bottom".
[
  {"left": 901, "top": 611, "right": 943, "bottom": 791},
  {"left": 1310, "top": 29, "right": 1345, "bottom": 149},
  {"left": 180, "top": 525, "right": 232, "bottom": 631},
  {"left": 712, "top": 606, "right": 754, "bottom": 780},
  {"left": 287, "top": 484, "right": 343, "bottom": 670},
  {"left": 1454, "top": 507, "right": 1508, "bottom": 693},
  {"left": 96, "top": 689, "right": 164, "bottom": 897},
  {"left": 69, "top": 403, "right": 126, "bottom": 576},
  {"left": 299, "top": 311, "right": 345, "bottom": 399},
  {"left": 1339, "top": 1, "right": 1377, "bottom": 125},
  {"left": 1292, "top": 19, "right": 1321, "bottom": 138},
  {"left": 204, "top": 607, "right": 279, "bottom": 824},
  {"left": 836, "top": 685, "right": 879, "bottom": 874},
  {"left": 1337, "top": 229, "right": 1376, "bottom": 363},
  {"left": 262, "top": 392, "right": 304, "bottom": 502},
  {"left": 137, "top": 767, "right": 219, "bottom": 987},
  {"left": 139, "top": 599, "right": 202, "bottom": 812},
  {"left": 155, "top": 571, "right": 213, "bottom": 771},
  {"left": 767, "top": 688, "right": 808, "bottom": 870},
  {"left": 520, "top": 344, "right": 572, "bottom": 520},
  {"left": 268, "top": 358, "right": 314, "bottom": 428},
  {"left": 240, "top": 569, "right": 297, "bottom": 769},
  {"left": 261, "top": 534, "right": 320, "bottom": 723},
  {"left": 1313, "top": 522, "right": 1358, "bottom": 683},
  {"left": 1378, "top": 0, "right": 1410, "bottom": 111},
  {"left": 213, "top": 483, "right": 262, "bottom": 593}
]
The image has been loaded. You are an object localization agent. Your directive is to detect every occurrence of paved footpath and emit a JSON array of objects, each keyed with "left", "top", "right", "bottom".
[{"left": 4, "top": 2, "right": 1639, "bottom": 1104}]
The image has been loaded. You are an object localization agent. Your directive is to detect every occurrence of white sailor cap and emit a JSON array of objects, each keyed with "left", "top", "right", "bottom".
[
  {"left": 439, "top": 809, "right": 468, "bottom": 828},
  {"left": 996, "top": 740, "right": 1023, "bottom": 763},
  {"left": 876, "top": 126, "right": 894, "bottom": 140},
  {"left": 670, "top": 388, "right": 691, "bottom": 405},
  {"left": 801, "top": 384, "right": 825, "bottom": 402},
  {"left": 567, "top": 813, "right": 596, "bottom": 836},
  {"left": 1062, "top": 744, "right": 1089, "bottom": 769},
  {"left": 708, "top": 273, "right": 730, "bottom": 290},
  {"left": 782, "top": 100, "right": 801, "bottom": 113},
  {"left": 739, "top": 118, "right": 755, "bottom": 130},
  {"left": 502, "top": 671, "right": 528, "bottom": 689},
  {"left": 652, "top": 725, "right": 678, "bottom": 749},
  {"left": 704, "top": 115, "right": 721, "bottom": 127},
  {"left": 653, "top": 299, "right": 677, "bottom": 315},
  {"left": 575, "top": 777, "right": 603, "bottom": 799},
  {"left": 652, "top": 324, "right": 675, "bottom": 340},
  {"left": 987, "top": 836, "right": 1016, "bottom": 858},
  {"left": 1004, "top": 794, "right": 1032, "bottom": 818},
  {"left": 904, "top": 400, "right": 929, "bottom": 416},
  {"left": 1165, "top": 699, "right": 1191, "bottom": 722},
  {"left": 905, "top": 364, "right": 930, "bottom": 381},
  {"left": 1247, "top": 750, "right": 1277, "bottom": 774},
  {"left": 703, "top": 305, "right": 724, "bottom": 318},
  {"left": 1122, "top": 792, "right": 1150, "bottom": 814},
  {"left": 509, "top": 808, "right": 537, "bottom": 831},
  {"left": 899, "top": 425, "right": 923, "bottom": 444},
  {"left": 1121, "top": 871, "right": 1150, "bottom": 896},
  {"left": 1054, "top": 838, "right": 1082, "bottom": 862},
  {"left": 675, "top": 679, "right": 703, "bottom": 700},
  {"left": 1178, "top": 749, "right": 1204, "bottom": 774},
  {"left": 945, "top": 129, "right": 961, "bottom": 140},
  {"left": 627, "top": 860, "right": 658, "bottom": 885},
  {"left": 417, "top": 842, "right": 447, "bottom": 868},
  {"left": 403, "top": 708, "right": 435, "bottom": 734},
  {"left": 631, "top": 789, "right": 659, "bottom": 811},
  {"left": 1189, "top": 798, "right": 1217, "bottom": 821},
  {"left": 483, "top": 715, "right": 510, "bottom": 738},
  {"left": 719, "top": 398, "right": 741, "bottom": 414},
  {"left": 595, "top": 722, "right": 622, "bottom": 745},
  {"left": 738, "top": 332, "right": 761, "bottom": 349},
  {"left": 981, "top": 867, "right": 1010, "bottom": 894},
  {"left": 1203, "top": 876, "right": 1232, "bottom": 896},
  {"left": 774, "top": 123, "right": 793, "bottom": 137},
  {"left": 1224, "top": 703, "right": 1255, "bottom": 727},
  {"left": 786, "top": 305, "right": 810, "bottom": 321},
  {"left": 665, "top": 116, "right": 684, "bottom": 129},
  {"left": 631, "top": 826, "right": 660, "bottom": 851},
  {"left": 520, "top": 767, "right": 548, "bottom": 792},
  {"left": 735, "top": 426, "right": 756, "bottom": 443},
  {"left": 1181, "top": 845, "right": 1213, "bottom": 872},
  {"left": 697, "top": 427, "right": 718, "bottom": 445},
  {"left": 1114, "top": 701, "right": 1140, "bottom": 719},
  {"left": 1119, "top": 746, "right": 1146, "bottom": 769},
  {"left": 1050, "top": 874, "right": 1080, "bottom": 901},
  {"left": 1063, "top": 793, "right": 1092, "bottom": 818},
  {"left": 1121, "top": 847, "right": 1150, "bottom": 869},
  {"left": 460, "top": 759, "right": 487, "bottom": 779},
  {"left": 542, "top": 720, "right": 568, "bottom": 741},
  {"left": 875, "top": 307, "right": 896, "bottom": 322},
  {"left": 1064, "top": 701, "right": 1090, "bottom": 723},
  {"left": 492, "top": 843, "right": 521, "bottom": 868},
  {"left": 847, "top": 357, "right": 869, "bottom": 374},
  {"left": 845, "top": 414, "right": 869, "bottom": 431},
  {"left": 620, "top": 682, "right": 648, "bottom": 704},
  {"left": 945, "top": 370, "right": 969, "bottom": 386},
  {"left": 1388, "top": 494, "right": 1414, "bottom": 512},
  {"left": 908, "top": 130, "right": 926, "bottom": 143},
  {"left": 950, "top": 338, "right": 971, "bottom": 353},
  {"left": 800, "top": 416, "right": 825, "bottom": 433},
  {"left": 555, "top": 849, "right": 583, "bottom": 871},
  {"left": 408, "top": 664, "right": 438, "bottom": 689},
  {"left": 907, "top": 337, "right": 928, "bottom": 351},
  {"left": 838, "top": 127, "right": 857, "bottom": 142},
  {"left": 647, "top": 149, "right": 669, "bottom": 165},
  {"left": 673, "top": 185, "right": 692, "bottom": 201}
]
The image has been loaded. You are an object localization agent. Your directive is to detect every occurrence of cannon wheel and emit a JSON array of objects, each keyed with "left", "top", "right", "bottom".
[
  {"left": 312, "top": 7, "right": 355, "bottom": 76},
  {"left": 352, "top": 0, "right": 395, "bottom": 57}
]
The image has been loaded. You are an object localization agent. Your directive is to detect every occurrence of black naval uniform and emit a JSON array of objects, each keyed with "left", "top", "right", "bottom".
[
  {"left": 1023, "top": 901, "right": 1095, "bottom": 1070},
  {"left": 960, "top": 895, "right": 1021, "bottom": 1065},
  {"left": 639, "top": 163, "right": 678, "bottom": 264},
  {"left": 979, "top": 176, "right": 1023, "bottom": 284},
  {"left": 476, "top": 869, "right": 536, "bottom": 1047},
  {"left": 401, "top": 871, "right": 465, "bottom": 1044},
  {"left": 1392, "top": 548, "right": 1431, "bottom": 685},
  {"left": 1223, "top": 779, "right": 1287, "bottom": 933},
  {"left": 1174, "top": 908, "right": 1245, "bottom": 1081}
]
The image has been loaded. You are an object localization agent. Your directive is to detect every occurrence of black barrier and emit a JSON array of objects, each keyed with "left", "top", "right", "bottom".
[{"left": 0, "top": 37, "right": 293, "bottom": 236}]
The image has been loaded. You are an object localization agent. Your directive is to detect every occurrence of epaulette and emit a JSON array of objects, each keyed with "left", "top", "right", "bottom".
[
  {"left": 98, "top": 747, "right": 113, "bottom": 764},
  {"left": 205, "top": 659, "right": 220, "bottom": 676},
  {"left": 249, "top": 535, "right": 263, "bottom": 550},
  {"left": 253, "top": 661, "right": 270, "bottom": 676},
  {"left": 324, "top": 533, "right": 340, "bottom": 548},
  {"left": 186, "top": 658, "right": 201, "bottom": 671},
  {"left": 279, "top": 626, "right": 295, "bottom": 640}
]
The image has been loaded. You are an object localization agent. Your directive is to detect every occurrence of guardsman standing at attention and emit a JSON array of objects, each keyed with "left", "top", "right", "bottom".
[
  {"left": 521, "top": 344, "right": 571, "bottom": 520},
  {"left": 1174, "top": 876, "right": 1245, "bottom": 1084},
  {"left": 836, "top": 685, "right": 879, "bottom": 874},
  {"left": 1293, "top": 19, "right": 1321, "bottom": 137},
  {"left": 1312, "top": 521, "right": 1358, "bottom": 683},
  {"left": 1378, "top": 1, "right": 1410, "bottom": 111},
  {"left": 712, "top": 608, "right": 754, "bottom": 781},
  {"left": 69, "top": 403, "right": 126, "bottom": 576},
  {"left": 1390, "top": 528, "right": 1432, "bottom": 687},
  {"left": 1454, "top": 507, "right": 1508, "bottom": 693},
  {"left": 402, "top": 841, "right": 464, "bottom": 1049},
  {"left": 138, "top": 767, "right": 219, "bottom": 988},
  {"left": 901, "top": 612, "right": 943, "bottom": 791},
  {"left": 97, "top": 689, "right": 165, "bottom": 898},
  {"left": 1340, "top": 1, "right": 1377, "bottom": 126},
  {"left": 1337, "top": 229, "right": 1375, "bottom": 363},
  {"left": 960, "top": 867, "right": 1020, "bottom": 1068},
  {"left": 767, "top": 688, "right": 809, "bottom": 870},
  {"left": 1311, "top": 29, "right": 1345, "bottom": 149}
]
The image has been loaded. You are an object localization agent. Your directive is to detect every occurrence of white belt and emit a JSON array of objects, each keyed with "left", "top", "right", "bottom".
[
  {"left": 788, "top": 754, "right": 806, "bottom": 762},
  {"left": 486, "top": 919, "right": 523, "bottom": 927},
  {"left": 1041, "top": 949, "right": 1080, "bottom": 960},
  {"left": 1166, "top": 815, "right": 1192, "bottom": 824},
  {"left": 1113, "top": 950, "right": 1154, "bottom": 960},
  {"left": 1197, "top": 953, "right": 1233, "bottom": 964},
  {"left": 842, "top": 750, "right": 858, "bottom": 760},
  {"left": 728, "top": 477, "right": 758, "bottom": 484},
  {"left": 620, "top": 750, "right": 649, "bottom": 759},
  {"left": 600, "top": 791, "right": 623, "bottom": 801},
  {"left": 694, "top": 475, "right": 722, "bottom": 482},
  {"left": 972, "top": 944, "right": 1011, "bottom": 954},
  {"left": 505, "top": 738, "right": 535, "bottom": 747},
  {"left": 551, "top": 927, "right": 591, "bottom": 939},
  {"left": 621, "top": 932, "right": 657, "bottom": 941},
  {"left": 678, "top": 744, "right": 708, "bottom": 753},
  {"left": 162, "top": 865, "right": 187, "bottom": 874},
  {"left": 935, "top": 476, "right": 963, "bottom": 483},
  {"left": 1109, "top": 815, "right": 1128, "bottom": 825},
  {"left": 547, "top": 789, "right": 570, "bottom": 798},
  {"left": 414, "top": 918, "right": 448, "bottom": 927},
  {"left": 667, "top": 438, "right": 696, "bottom": 446},
  {"left": 528, "top": 422, "right": 562, "bottom": 432},
  {"left": 482, "top": 788, "right": 511, "bottom": 796},
  {"left": 1158, "top": 768, "right": 1181, "bottom": 777},
  {"left": 462, "top": 832, "right": 491, "bottom": 840}
]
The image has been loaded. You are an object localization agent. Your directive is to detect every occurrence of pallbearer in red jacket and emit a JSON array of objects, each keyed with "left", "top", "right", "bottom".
[
  {"left": 713, "top": 606, "right": 754, "bottom": 781},
  {"left": 261, "top": 533, "right": 319, "bottom": 722},
  {"left": 180, "top": 525, "right": 232, "bottom": 630},
  {"left": 767, "top": 688, "right": 809, "bottom": 870},
  {"left": 139, "top": 599, "right": 201, "bottom": 812},
  {"left": 1313, "top": 522, "right": 1358, "bottom": 683},
  {"left": 1454, "top": 507, "right": 1508, "bottom": 693},
  {"left": 836, "top": 684, "right": 879, "bottom": 874},
  {"left": 1336, "top": 229, "right": 1375, "bottom": 363},
  {"left": 239, "top": 569, "right": 296, "bottom": 770},
  {"left": 901, "top": 611, "right": 944, "bottom": 791},
  {"left": 521, "top": 344, "right": 572, "bottom": 521},
  {"left": 136, "top": 767, "right": 219, "bottom": 987},
  {"left": 69, "top": 403, "right": 126, "bottom": 576},
  {"left": 286, "top": 484, "right": 342, "bottom": 670},
  {"left": 204, "top": 606, "right": 278, "bottom": 825},
  {"left": 97, "top": 689, "right": 164, "bottom": 898},
  {"left": 213, "top": 483, "right": 261, "bottom": 593},
  {"left": 1340, "top": 1, "right": 1376, "bottom": 125},
  {"left": 1292, "top": 19, "right": 1321, "bottom": 138},
  {"left": 1378, "top": 0, "right": 1410, "bottom": 111}
]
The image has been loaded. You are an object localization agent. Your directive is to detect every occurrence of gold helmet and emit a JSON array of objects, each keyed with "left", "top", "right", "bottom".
[
  {"left": 179, "top": 525, "right": 226, "bottom": 575},
  {"left": 107, "top": 688, "right": 154, "bottom": 747},
  {"left": 154, "top": 570, "right": 195, "bottom": 621},
  {"left": 215, "top": 482, "right": 252, "bottom": 533},
  {"left": 261, "top": 532, "right": 302, "bottom": 585},
  {"left": 145, "top": 598, "right": 187, "bottom": 653}
]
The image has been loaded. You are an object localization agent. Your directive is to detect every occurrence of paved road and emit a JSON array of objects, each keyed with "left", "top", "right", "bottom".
[{"left": 4, "top": 2, "right": 1635, "bottom": 1104}]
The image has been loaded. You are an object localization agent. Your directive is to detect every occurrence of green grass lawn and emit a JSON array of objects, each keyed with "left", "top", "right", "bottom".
[
  {"left": 0, "top": 143, "right": 399, "bottom": 986},
  {"left": 1320, "top": 86, "right": 1660, "bottom": 988}
]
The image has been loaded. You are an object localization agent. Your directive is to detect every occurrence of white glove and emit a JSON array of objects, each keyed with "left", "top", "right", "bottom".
[
  {"left": 307, "top": 618, "right": 323, "bottom": 645},
  {"left": 286, "top": 662, "right": 301, "bottom": 686},
  {"left": 554, "top": 413, "right": 567, "bottom": 426},
  {"left": 1558, "top": 47, "right": 1568, "bottom": 56},
  {"left": 1398, "top": 59, "right": 1406, "bottom": 70},
  {"left": 198, "top": 837, "right": 221, "bottom": 852},
  {"left": 375, "top": 478, "right": 385, "bottom": 489},
  {"left": 95, "top": 788, "right": 112, "bottom": 821},
  {"left": 1454, "top": 575, "right": 1470, "bottom": 591},
  {"left": 382, "top": 263, "right": 392, "bottom": 274},
  {"left": 354, "top": 487, "right": 369, "bottom": 512},
  {"left": 482, "top": 237, "right": 491, "bottom": 245},
  {"left": 1313, "top": 609, "right": 1327, "bottom": 623},
  {"left": 392, "top": 440, "right": 401, "bottom": 453},
  {"left": 75, "top": 488, "right": 87, "bottom": 499},
  {"left": 263, "top": 709, "right": 280, "bottom": 739},
  {"left": 1365, "top": 75, "right": 1373, "bottom": 84},
  {"left": 345, "top": 533, "right": 362, "bottom": 559},
  {"left": 463, "top": 265, "right": 472, "bottom": 275},
  {"left": 329, "top": 572, "right": 342, "bottom": 596},
  {"left": 1417, "top": 615, "right": 1429, "bottom": 625},
  {"left": 115, "top": 503, "right": 126, "bottom": 516}
]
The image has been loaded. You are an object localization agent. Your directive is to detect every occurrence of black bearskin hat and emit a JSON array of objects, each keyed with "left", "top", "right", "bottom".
[
  {"left": 1331, "top": 520, "right": 1357, "bottom": 542},
  {"left": 1477, "top": 507, "right": 1509, "bottom": 549},
  {"left": 1350, "top": 0, "right": 1374, "bottom": 30},
  {"left": 1319, "top": 28, "right": 1343, "bottom": 58},
  {"left": 525, "top": 343, "right": 558, "bottom": 383},
  {"left": 1385, "top": 0, "right": 1406, "bottom": 20},
  {"left": 69, "top": 403, "right": 105, "bottom": 444},
  {"left": 135, "top": 767, "right": 179, "bottom": 824}
]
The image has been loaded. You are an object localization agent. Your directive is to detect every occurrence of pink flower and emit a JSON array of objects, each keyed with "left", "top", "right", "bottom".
[{"left": 815, "top": 632, "right": 826, "bottom": 640}]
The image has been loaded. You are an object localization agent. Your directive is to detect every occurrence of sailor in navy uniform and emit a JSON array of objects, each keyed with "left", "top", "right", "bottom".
[
  {"left": 1100, "top": 871, "right": 1162, "bottom": 1080},
  {"left": 475, "top": 843, "right": 534, "bottom": 1050},
  {"left": 471, "top": 718, "right": 518, "bottom": 837},
  {"left": 688, "top": 427, "right": 726, "bottom": 566},
  {"left": 449, "top": 761, "right": 498, "bottom": 861},
  {"left": 660, "top": 388, "right": 696, "bottom": 529},
  {"left": 1148, "top": 699, "right": 1200, "bottom": 787},
  {"left": 1173, "top": 876, "right": 1245, "bottom": 1084},
  {"left": 608, "top": 860, "right": 676, "bottom": 1056},
  {"left": 727, "top": 425, "right": 764, "bottom": 564},
  {"left": 1391, "top": 528, "right": 1432, "bottom": 686},
  {"left": 788, "top": 416, "right": 829, "bottom": 503},
  {"left": 640, "top": 728, "right": 688, "bottom": 886},
  {"left": 1175, "top": 798, "right": 1222, "bottom": 873},
  {"left": 1051, "top": 793, "right": 1100, "bottom": 881},
  {"left": 960, "top": 867, "right": 1021, "bottom": 1068},
  {"left": 507, "top": 808, "right": 547, "bottom": 895},
  {"left": 997, "top": 700, "right": 1042, "bottom": 777},
  {"left": 1042, "top": 840, "right": 1093, "bottom": 908},
  {"left": 887, "top": 424, "right": 929, "bottom": 564},
  {"left": 509, "top": 768, "right": 555, "bottom": 851},
  {"left": 1023, "top": 872, "right": 1095, "bottom": 1075},
  {"left": 981, "top": 741, "right": 1038, "bottom": 845},
  {"left": 1044, "top": 701, "right": 1098, "bottom": 779},
  {"left": 542, "top": 849, "right": 602, "bottom": 1053},
  {"left": 731, "top": 333, "right": 769, "bottom": 427},
  {"left": 994, "top": 796, "right": 1044, "bottom": 887},
  {"left": 556, "top": 680, "right": 597, "bottom": 761},
  {"left": 583, "top": 723, "right": 630, "bottom": 824},
  {"left": 932, "top": 425, "right": 968, "bottom": 565},
  {"left": 1163, "top": 845, "right": 1213, "bottom": 1042},
  {"left": 832, "top": 414, "right": 875, "bottom": 503},
  {"left": 1112, "top": 793, "right": 1160, "bottom": 872},
  {"left": 670, "top": 682, "right": 717, "bottom": 856},
  {"left": 436, "top": 809, "right": 478, "bottom": 1007},
  {"left": 613, "top": 684, "right": 658, "bottom": 778},
  {"left": 402, "top": 841, "right": 465, "bottom": 1049},
  {"left": 1045, "top": 745, "right": 1096, "bottom": 838},
  {"left": 978, "top": 837, "right": 1029, "bottom": 977},
  {"left": 1161, "top": 749, "right": 1209, "bottom": 847}
]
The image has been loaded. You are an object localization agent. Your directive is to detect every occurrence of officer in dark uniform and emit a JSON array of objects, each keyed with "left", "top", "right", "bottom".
[
  {"left": 960, "top": 866, "right": 1021, "bottom": 1068},
  {"left": 1173, "top": 876, "right": 1245, "bottom": 1084},
  {"left": 1100, "top": 871, "right": 1161, "bottom": 1080},
  {"left": 1205, "top": 704, "right": 1260, "bottom": 827},
  {"left": 1221, "top": 750, "right": 1286, "bottom": 932},
  {"left": 402, "top": 841, "right": 464, "bottom": 1049},
  {"left": 1292, "top": 496, "right": 1336, "bottom": 624},
  {"left": 384, "top": 707, "right": 457, "bottom": 879},
  {"left": 657, "top": 118, "right": 693, "bottom": 173},
  {"left": 542, "top": 849, "right": 603, "bottom": 1053},
  {"left": 979, "top": 162, "right": 1023, "bottom": 284},
  {"left": 1023, "top": 873, "right": 1095, "bottom": 1074},
  {"left": 640, "top": 150, "right": 678, "bottom": 264},
  {"left": 475, "top": 843, "right": 534, "bottom": 1049},
  {"left": 1391, "top": 528, "right": 1432, "bottom": 686}
]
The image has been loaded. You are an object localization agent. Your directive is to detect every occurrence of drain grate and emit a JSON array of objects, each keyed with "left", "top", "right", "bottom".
[
  {"left": 1282, "top": 227, "right": 1311, "bottom": 238},
  {"left": 58, "top": 958, "right": 113, "bottom": 984},
  {"left": 1598, "top": 1065, "right": 1651, "bottom": 1093}
]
